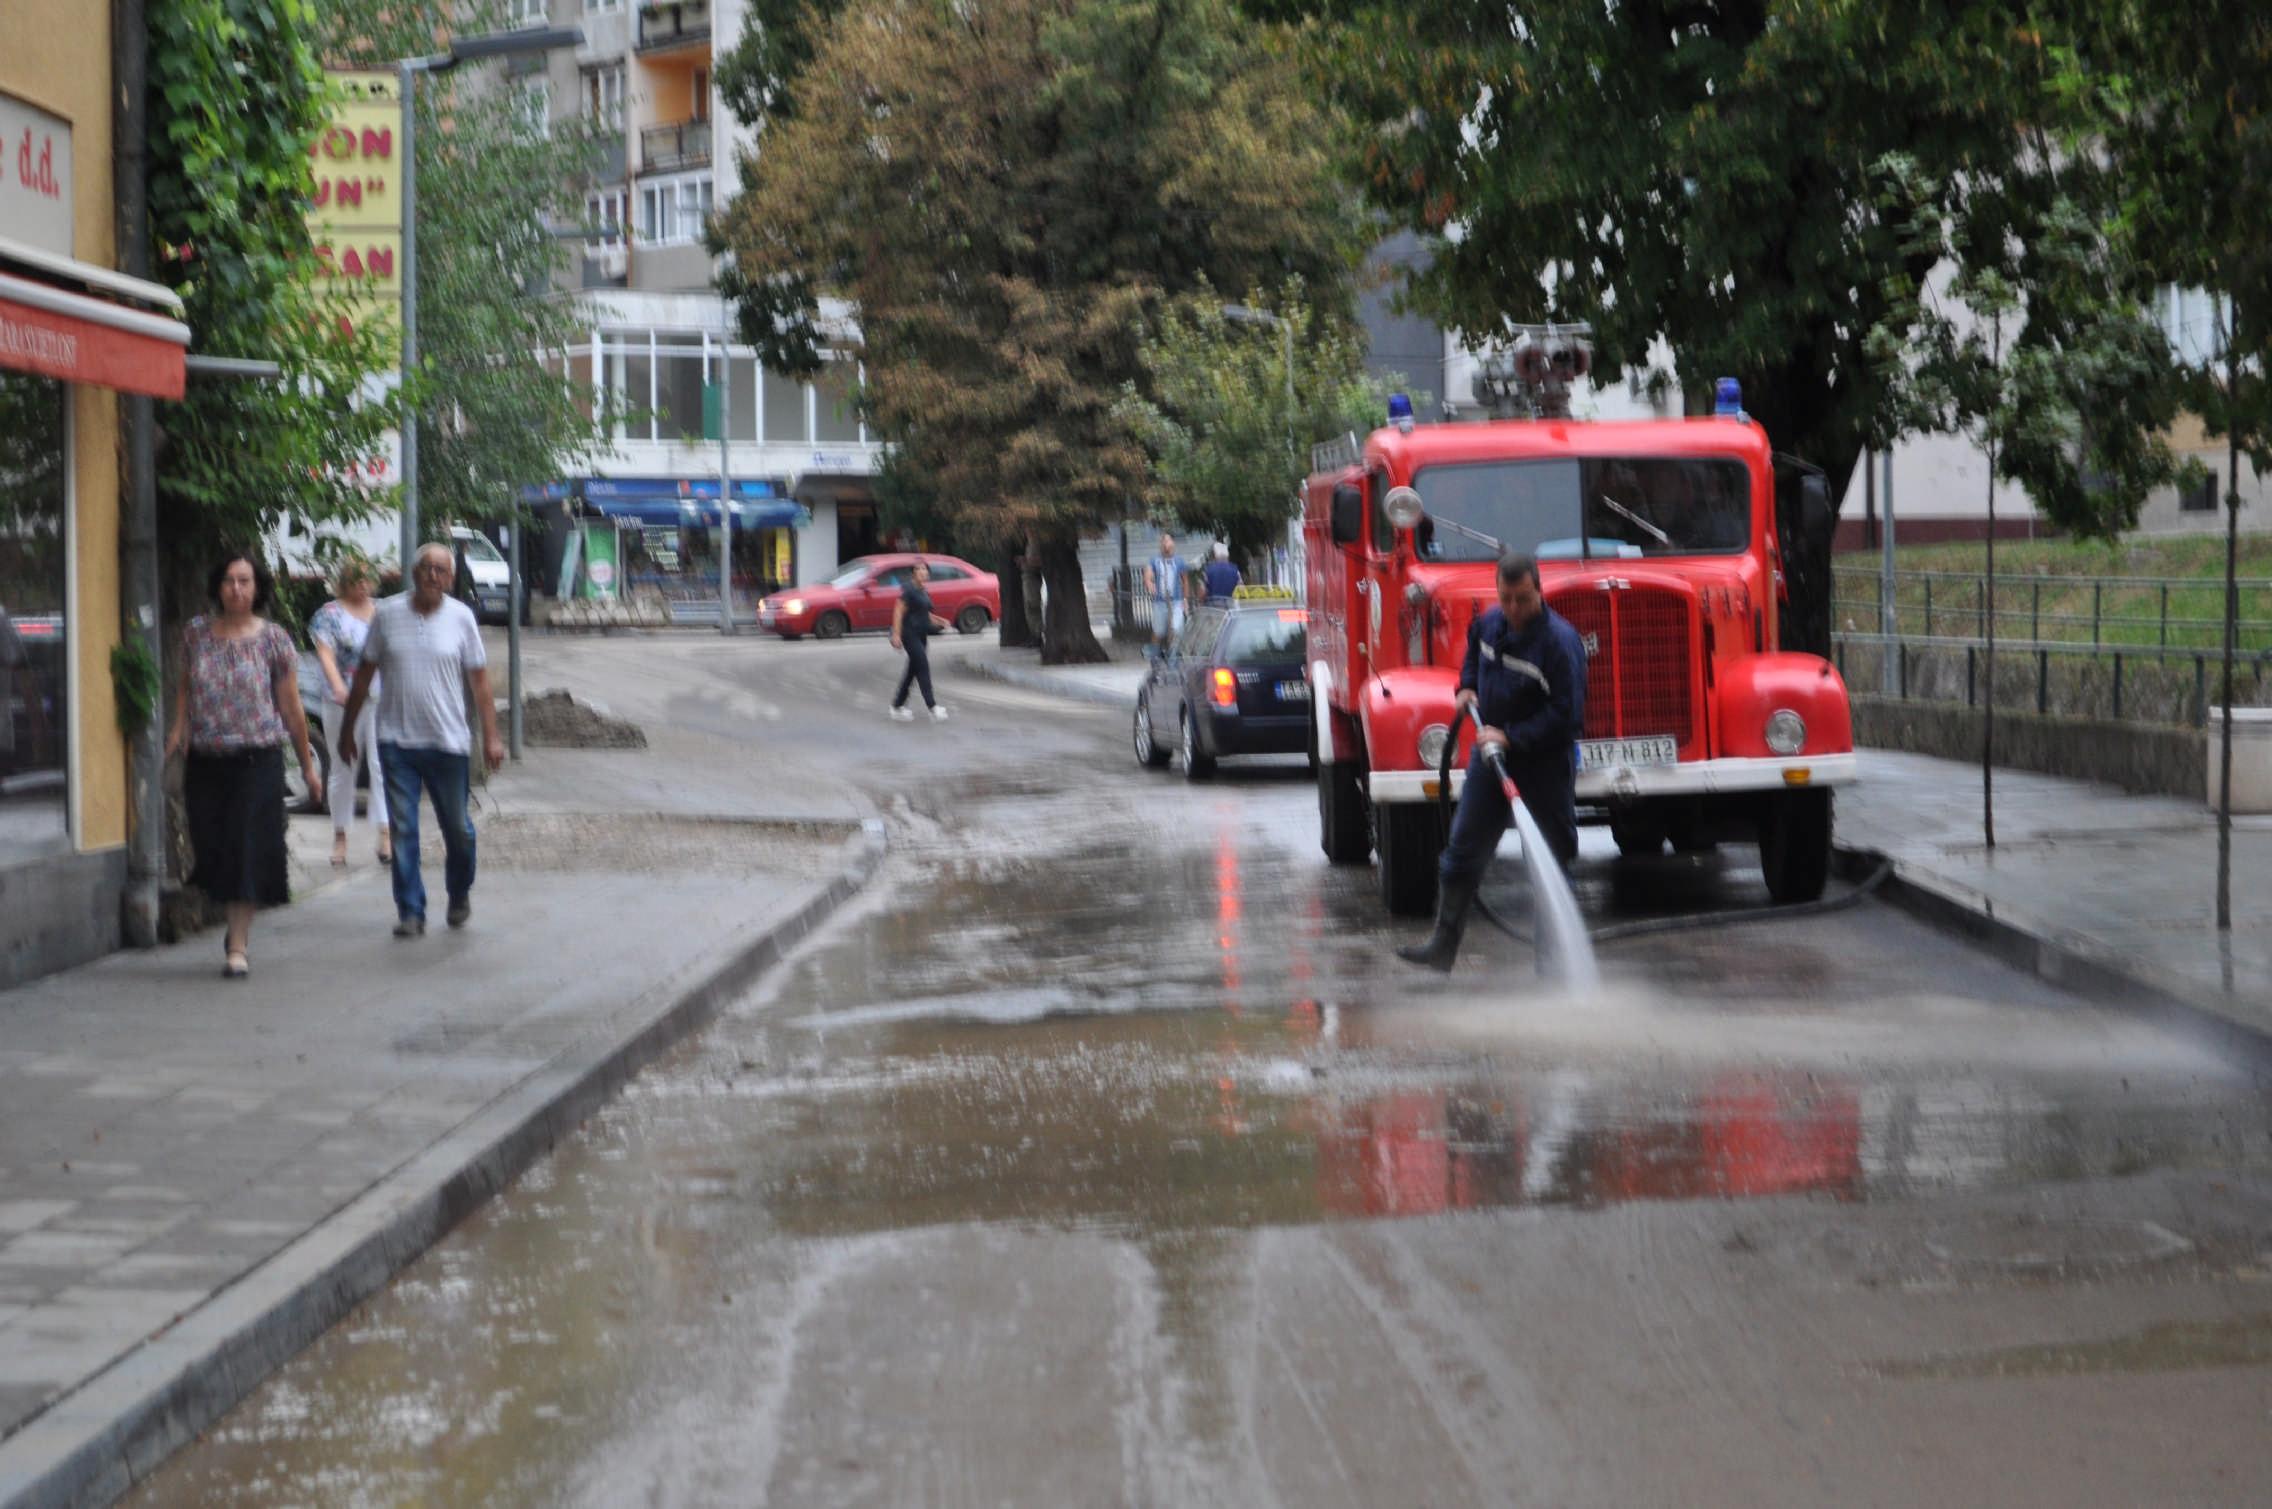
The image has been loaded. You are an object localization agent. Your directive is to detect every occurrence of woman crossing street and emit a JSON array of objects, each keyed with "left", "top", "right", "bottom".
[{"left": 889, "top": 560, "right": 953, "bottom": 722}]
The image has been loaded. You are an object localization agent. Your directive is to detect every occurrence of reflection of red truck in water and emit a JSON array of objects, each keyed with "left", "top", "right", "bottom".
[
  {"left": 1314, "top": 1074, "right": 1863, "bottom": 1219},
  {"left": 1304, "top": 354, "right": 1856, "bottom": 916}
]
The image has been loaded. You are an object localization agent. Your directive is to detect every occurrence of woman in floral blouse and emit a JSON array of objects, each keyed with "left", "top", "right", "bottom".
[{"left": 165, "top": 552, "right": 323, "bottom": 978}]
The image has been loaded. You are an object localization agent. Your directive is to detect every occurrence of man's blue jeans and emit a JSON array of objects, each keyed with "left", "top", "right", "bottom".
[
  {"left": 1439, "top": 748, "right": 1579, "bottom": 884},
  {"left": 379, "top": 742, "right": 474, "bottom": 923}
]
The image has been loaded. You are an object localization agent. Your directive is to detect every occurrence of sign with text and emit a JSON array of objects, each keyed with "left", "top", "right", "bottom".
[
  {"left": 308, "top": 72, "right": 402, "bottom": 339},
  {"left": 0, "top": 93, "right": 74, "bottom": 258}
]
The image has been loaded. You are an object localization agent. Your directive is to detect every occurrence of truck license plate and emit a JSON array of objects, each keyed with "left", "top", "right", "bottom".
[
  {"left": 1276, "top": 680, "right": 1310, "bottom": 702},
  {"left": 1578, "top": 735, "right": 1677, "bottom": 771}
]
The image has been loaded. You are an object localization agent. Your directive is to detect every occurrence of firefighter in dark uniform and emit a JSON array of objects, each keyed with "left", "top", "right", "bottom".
[{"left": 1400, "top": 551, "right": 1587, "bottom": 971}]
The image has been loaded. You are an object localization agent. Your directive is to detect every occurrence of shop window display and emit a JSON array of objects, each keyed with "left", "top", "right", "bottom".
[{"left": 0, "top": 371, "right": 68, "bottom": 862}]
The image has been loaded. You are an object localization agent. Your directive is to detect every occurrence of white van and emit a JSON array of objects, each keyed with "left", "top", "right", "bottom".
[{"left": 449, "top": 527, "right": 517, "bottom": 623}]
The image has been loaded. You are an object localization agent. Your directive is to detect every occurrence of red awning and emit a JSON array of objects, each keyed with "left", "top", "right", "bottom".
[{"left": 0, "top": 269, "right": 190, "bottom": 400}]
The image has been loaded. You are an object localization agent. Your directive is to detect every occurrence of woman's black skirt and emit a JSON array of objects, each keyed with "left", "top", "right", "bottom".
[{"left": 185, "top": 746, "right": 290, "bottom": 907}]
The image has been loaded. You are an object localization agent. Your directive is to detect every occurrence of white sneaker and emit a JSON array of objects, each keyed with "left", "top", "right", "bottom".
[
  {"left": 931, "top": 705, "right": 951, "bottom": 722},
  {"left": 889, "top": 706, "right": 915, "bottom": 722}
]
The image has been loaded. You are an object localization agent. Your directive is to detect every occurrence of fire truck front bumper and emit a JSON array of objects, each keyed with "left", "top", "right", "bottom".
[{"left": 1367, "top": 753, "right": 1860, "bottom": 806}]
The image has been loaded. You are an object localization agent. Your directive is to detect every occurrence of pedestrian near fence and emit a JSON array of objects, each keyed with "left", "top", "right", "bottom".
[
  {"left": 165, "top": 552, "right": 324, "bottom": 979},
  {"left": 1148, "top": 532, "right": 1187, "bottom": 659},
  {"left": 338, "top": 543, "right": 505, "bottom": 938},
  {"left": 1201, "top": 542, "right": 1242, "bottom": 603},
  {"left": 308, "top": 558, "right": 390, "bottom": 869},
  {"left": 890, "top": 560, "right": 953, "bottom": 722}
]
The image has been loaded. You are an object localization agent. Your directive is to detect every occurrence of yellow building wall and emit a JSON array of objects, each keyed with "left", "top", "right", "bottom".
[{"left": 1, "top": 4, "right": 127, "bottom": 853}]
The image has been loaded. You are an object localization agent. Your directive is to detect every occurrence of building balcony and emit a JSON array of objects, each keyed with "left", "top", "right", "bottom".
[
  {"left": 639, "top": 118, "right": 711, "bottom": 174},
  {"left": 637, "top": 0, "right": 711, "bottom": 55}
]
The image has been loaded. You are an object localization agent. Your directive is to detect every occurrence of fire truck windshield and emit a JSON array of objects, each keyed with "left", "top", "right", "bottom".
[{"left": 1411, "top": 457, "right": 1752, "bottom": 562}]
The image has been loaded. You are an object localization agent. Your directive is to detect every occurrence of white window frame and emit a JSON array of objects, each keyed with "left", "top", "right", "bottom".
[
  {"left": 638, "top": 171, "right": 714, "bottom": 247},
  {"left": 584, "top": 188, "right": 627, "bottom": 252},
  {"left": 512, "top": 0, "right": 550, "bottom": 24},
  {"left": 584, "top": 0, "right": 622, "bottom": 13},
  {"left": 515, "top": 76, "right": 551, "bottom": 139},
  {"left": 584, "top": 63, "right": 625, "bottom": 130}
]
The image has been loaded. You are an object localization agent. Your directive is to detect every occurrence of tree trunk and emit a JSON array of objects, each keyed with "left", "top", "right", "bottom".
[
  {"left": 1020, "top": 534, "right": 1044, "bottom": 641},
  {"left": 1982, "top": 444, "right": 1996, "bottom": 851},
  {"left": 996, "top": 536, "right": 1034, "bottom": 648},
  {"left": 1037, "top": 530, "right": 1108, "bottom": 664}
]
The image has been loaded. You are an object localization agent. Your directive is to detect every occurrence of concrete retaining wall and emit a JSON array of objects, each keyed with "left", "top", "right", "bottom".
[{"left": 1853, "top": 696, "right": 2206, "bottom": 800}]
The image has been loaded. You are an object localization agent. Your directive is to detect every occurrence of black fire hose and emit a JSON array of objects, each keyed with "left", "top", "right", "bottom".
[{"left": 1431, "top": 711, "right": 1895, "bottom": 947}]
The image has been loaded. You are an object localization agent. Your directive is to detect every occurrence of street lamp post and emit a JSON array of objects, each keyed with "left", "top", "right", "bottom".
[{"left": 393, "top": 25, "right": 583, "bottom": 574}]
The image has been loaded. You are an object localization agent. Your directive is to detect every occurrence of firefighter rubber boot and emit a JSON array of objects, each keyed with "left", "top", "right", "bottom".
[{"left": 1397, "top": 871, "right": 1479, "bottom": 973}]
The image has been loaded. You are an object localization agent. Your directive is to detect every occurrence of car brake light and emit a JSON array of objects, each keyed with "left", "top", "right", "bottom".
[{"left": 1211, "top": 668, "right": 1238, "bottom": 707}]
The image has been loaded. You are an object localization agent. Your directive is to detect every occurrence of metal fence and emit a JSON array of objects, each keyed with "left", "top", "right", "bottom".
[
  {"left": 1832, "top": 567, "right": 2272, "bottom": 653},
  {"left": 1833, "top": 631, "right": 2272, "bottom": 728}
]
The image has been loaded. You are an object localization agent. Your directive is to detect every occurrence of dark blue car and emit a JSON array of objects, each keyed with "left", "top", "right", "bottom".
[{"left": 1133, "top": 598, "right": 1311, "bottom": 778}]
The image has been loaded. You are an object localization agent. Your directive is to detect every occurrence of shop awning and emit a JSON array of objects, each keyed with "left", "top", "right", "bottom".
[
  {"left": 0, "top": 264, "right": 189, "bottom": 401},
  {"left": 589, "top": 498, "right": 810, "bottom": 529}
]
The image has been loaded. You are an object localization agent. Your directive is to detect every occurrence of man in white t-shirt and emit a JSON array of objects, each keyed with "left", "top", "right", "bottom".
[{"left": 339, "top": 543, "right": 505, "bottom": 936}]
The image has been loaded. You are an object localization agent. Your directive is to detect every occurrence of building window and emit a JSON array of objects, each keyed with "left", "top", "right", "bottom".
[
  {"left": 638, "top": 172, "right": 713, "bottom": 246},
  {"left": 815, "top": 357, "right": 863, "bottom": 444},
  {"left": 583, "top": 64, "right": 625, "bottom": 130},
  {"left": 584, "top": 0, "right": 622, "bottom": 12},
  {"left": 692, "top": 66, "right": 711, "bottom": 120},
  {"left": 515, "top": 77, "right": 551, "bottom": 138},
  {"left": 584, "top": 189, "right": 627, "bottom": 251},
  {"left": 763, "top": 365, "right": 809, "bottom": 444},
  {"left": 2182, "top": 472, "right": 2220, "bottom": 513},
  {"left": 512, "top": 0, "right": 549, "bottom": 23},
  {"left": 0, "top": 371, "right": 70, "bottom": 859}
]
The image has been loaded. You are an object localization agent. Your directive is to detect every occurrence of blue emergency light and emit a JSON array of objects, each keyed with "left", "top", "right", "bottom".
[
  {"left": 1714, "top": 377, "right": 1743, "bottom": 417},
  {"left": 1388, "top": 392, "right": 1416, "bottom": 433}
]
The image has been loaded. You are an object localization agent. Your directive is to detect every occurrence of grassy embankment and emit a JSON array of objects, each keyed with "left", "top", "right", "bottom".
[{"left": 1831, "top": 534, "right": 2272, "bottom": 650}]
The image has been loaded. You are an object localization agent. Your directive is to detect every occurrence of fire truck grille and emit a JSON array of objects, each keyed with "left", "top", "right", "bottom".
[{"left": 1550, "top": 585, "right": 1697, "bottom": 751}]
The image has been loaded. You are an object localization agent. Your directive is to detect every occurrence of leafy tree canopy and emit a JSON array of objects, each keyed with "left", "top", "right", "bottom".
[
  {"left": 148, "top": 0, "right": 399, "bottom": 592},
  {"left": 1122, "top": 278, "right": 1400, "bottom": 560},
  {"left": 716, "top": 0, "right": 1361, "bottom": 661}
]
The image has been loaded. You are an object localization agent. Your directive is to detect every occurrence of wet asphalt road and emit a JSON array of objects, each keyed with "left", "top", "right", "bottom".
[{"left": 135, "top": 633, "right": 2272, "bottom": 1506}]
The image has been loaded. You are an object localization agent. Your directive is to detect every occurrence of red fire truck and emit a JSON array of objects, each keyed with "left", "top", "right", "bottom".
[{"left": 1305, "top": 357, "right": 1855, "bottom": 917}]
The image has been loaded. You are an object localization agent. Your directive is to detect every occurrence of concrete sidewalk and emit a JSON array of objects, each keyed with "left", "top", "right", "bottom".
[
  {"left": 957, "top": 650, "right": 1147, "bottom": 708},
  {"left": 0, "top": 708, "right": 880, "bottom": 1506},
  {"left": 1838, "top": 749, "right": 2272, "bottom": 1032}
]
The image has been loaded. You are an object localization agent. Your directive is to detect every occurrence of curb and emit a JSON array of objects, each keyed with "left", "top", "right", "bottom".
[
  {"left": 1832, "top": 842, "right": 2272, "bottom": 1068},
  {"left": 0, "top": 818, "right": 888, "bottom": 1509},
  {"left": 957, "top": 655, "right": 1136, "bottom": 709}
]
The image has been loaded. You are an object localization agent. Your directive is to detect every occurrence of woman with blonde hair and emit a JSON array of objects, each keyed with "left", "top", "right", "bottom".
[{"left": 308, "top": 554, "right": 389, "bottom": 868}]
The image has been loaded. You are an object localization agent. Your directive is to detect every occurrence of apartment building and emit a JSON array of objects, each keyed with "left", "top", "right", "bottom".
[{"left": 515, "top": 0, "right": 887, "bottom": 618}]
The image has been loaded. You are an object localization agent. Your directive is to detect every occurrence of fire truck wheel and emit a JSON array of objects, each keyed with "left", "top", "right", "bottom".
[
  {"left": 1610, "top": 813, "right": 1667, "bottom": 859},
  {"left": 1317, "top": 753, "right": 1368, "bottom": 865},
  {"left": 1374, "top": 803, "right": 1443, "bottom": 916},
  {"left": 1179, "top": 710, "right": 1216, "bottom": 779},
  {"left": 1759, "top": 789, "right": 1833, "bottom": 904}
]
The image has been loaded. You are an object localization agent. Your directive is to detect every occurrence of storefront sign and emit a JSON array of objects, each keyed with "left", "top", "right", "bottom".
[
  {"left": 308, "top": 72, "right": 402, "bottom": 341},
  {"left": 0, "top": 293, "right": 185, "bottom": 399},
  {"left": 0, "top": 94, "right": 74, "bottom": 258},
  {"left": 809, "top": 450, "right": 861, "bottom": 471}
]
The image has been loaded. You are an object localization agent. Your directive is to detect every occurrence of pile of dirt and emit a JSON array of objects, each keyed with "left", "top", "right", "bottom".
[{"left": 523, "top": 689, "right": 647, "bottom": 749}]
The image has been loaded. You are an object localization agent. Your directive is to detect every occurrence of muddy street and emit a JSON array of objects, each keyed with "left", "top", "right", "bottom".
[{"left": 133, "top": 636, "right": 2272, "bottom": 1507}]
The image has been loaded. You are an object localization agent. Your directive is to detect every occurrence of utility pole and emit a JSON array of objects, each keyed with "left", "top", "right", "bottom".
[
  {"left": 1879, "top": 448, "right": 1897, "bottom": 696},
  {"left": 398, "top": 56, "right": 421, "bottom": 574},
  {"left": 717, "top": 342, "right": 735, "bottom": 633}
]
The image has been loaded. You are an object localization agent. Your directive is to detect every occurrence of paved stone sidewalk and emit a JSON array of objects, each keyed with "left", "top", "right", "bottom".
[
  {"left": 0, "top": 684, "right": 877, "bottom": 1505},
  {"left": 1840, "top": 749, "right": 2272, "bottom": 1026}
]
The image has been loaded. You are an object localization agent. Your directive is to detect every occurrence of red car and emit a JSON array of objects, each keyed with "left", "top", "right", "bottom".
[{"left": 757, "top": 553, "right": 1001, "bottom": 640}]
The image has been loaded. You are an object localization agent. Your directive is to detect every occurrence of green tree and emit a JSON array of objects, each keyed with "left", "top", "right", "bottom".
[
  {"left": 1121, "top": 280, "right": 1396, "bottom": 561},
  {"left": 1252, "top": 0, "right": 2088, "bottom": 655},
  {"left": 715, "top": 0, "right": 1360, "bottom": 662},
  {"left": 2069, "top": 0, "right": 2272, "bottom": 929},
  {"left": 321, "top": 0, "right": 614, "bottom": 542},
  {"left": 147, "top": 0, "right": 400, "bottom": 604}
]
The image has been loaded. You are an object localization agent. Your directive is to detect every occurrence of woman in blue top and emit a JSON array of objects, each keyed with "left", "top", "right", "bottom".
[{"left": 308, "top": 557, "right": 389, "bottom": 867}]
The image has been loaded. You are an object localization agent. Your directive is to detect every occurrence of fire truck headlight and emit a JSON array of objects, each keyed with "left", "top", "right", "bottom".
[
  {"left": 1417, "top": 723, "right": 1452, "bottom": 770},
  {"left": 1383, "top": 486, "right": 1425, "bottom": 531},
  {"left": 1765, "top": 708, "right": 1806, "bottom": 755}
]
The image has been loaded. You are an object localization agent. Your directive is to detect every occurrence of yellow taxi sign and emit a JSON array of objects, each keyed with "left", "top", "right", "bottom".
[{"left": 1233, "top": 584, "right": 1298, "bottom": 602}]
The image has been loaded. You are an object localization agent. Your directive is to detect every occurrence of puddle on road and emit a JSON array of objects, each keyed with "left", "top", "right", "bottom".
[{"left": 129, "top": 776, "right": 2272, "bottom": 1507}]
